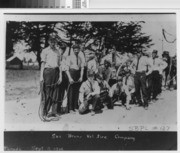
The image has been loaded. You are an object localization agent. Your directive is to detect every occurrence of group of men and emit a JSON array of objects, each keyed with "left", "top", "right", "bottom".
[
  {"left": 78, "top": 48, "right": 168, "bottom": 115},
  {"left": 40, "top": 33, "right": 172, "bottom": 120}
]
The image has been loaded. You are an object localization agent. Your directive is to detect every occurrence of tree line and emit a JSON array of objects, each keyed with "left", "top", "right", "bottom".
[{"left": 6, "top": 21, "right": 154, "bottom": 68}]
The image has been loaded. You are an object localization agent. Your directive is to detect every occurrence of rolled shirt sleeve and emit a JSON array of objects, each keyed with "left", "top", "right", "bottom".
[
  {"left": 93, "top": 81, "right": 100, "bottom": 95},
  {"left": 79, "top": 82, "right": 86, "bottom": 103},
  {"left": 79, "top": 51, "right": 86, "bottom": 68},
  {"left": 40, "top": 49, "right": 47, "bottom": 63},
  {"left": 79, "top": 82, "right": 86, "bottom": 93}
]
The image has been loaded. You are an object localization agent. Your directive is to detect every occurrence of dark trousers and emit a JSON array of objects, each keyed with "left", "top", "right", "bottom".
[
  {"left": 134, "top": 72, "right": 148, "bottom": 107},
  {"left": 129, "top": 92, "right": 136, "bottom": 104},
  {"left": 57, "top": 71, "right": 69, "bottom": 114},
  {"left": 168, "top": 66, "right": 176, "bottom": 89},
  {"left": 83, "top": 66, "right": 87, "bottom": 81},
  {"left": 43, "top": 68, "right": 62, "bottom": 116},
  {"left": 68, "top": 69, "right": 81, "bottom": 111},
  {"left": 148, "top": 71, "right": 161, "bottom": 99},
  {"left": 88, "top": 94, "right": 102, "bottom": 111},
  {"left": 79, "top": 94, "right": 101, "bottom": 114},
  {"left": 109, "top": 79, "right": 117, "bottom": 87},
  {"left": 112, "top": 92, "right": 127, "bottom": 105},
  {"left": 100, "top": 92, "right": 113, "bottom": 109}
]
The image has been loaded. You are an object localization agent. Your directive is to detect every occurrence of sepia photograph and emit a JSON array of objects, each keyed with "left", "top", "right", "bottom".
[{"left": 3, "top": 12, "right": 177, "bottom": 150}]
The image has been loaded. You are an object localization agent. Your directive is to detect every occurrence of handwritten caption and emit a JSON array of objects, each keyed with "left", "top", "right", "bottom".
[
  {"left": 52, "top": 133, "right": 135, "bottom": 141},
  {"left": 128, "top": 125, "right": 170, "bottom": 131}
]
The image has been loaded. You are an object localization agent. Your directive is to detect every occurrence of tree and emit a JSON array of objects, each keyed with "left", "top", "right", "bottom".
[
  {"left": 6, "top": 21, "right": 23, "bottom": 59},
  {"left": 6, "top": 21, "right": 57, "bottom": 68},
  {"left": 6, "top": 21, "right": 154, "bottom": 67},
  {"left": 59, "top": 21, "right": 153, "bottom": 55}
]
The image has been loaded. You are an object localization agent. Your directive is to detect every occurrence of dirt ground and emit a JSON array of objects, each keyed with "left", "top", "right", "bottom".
[
  {"left": 4, "top": 70, "right": 177, "bottom": 131},
  {"left": 5, "top": 69, "right": 40, "bottom": 101}
]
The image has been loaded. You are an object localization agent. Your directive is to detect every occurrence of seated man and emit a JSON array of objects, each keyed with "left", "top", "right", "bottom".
[
  {"left": 78, "top": 70, "right": 102, "bottom": 115},
  {"left": 96, "top": 74, "right": 114, "bottom": 109},
  {"left": 109, "top": 76, "right": 127, "bottom": 109}
]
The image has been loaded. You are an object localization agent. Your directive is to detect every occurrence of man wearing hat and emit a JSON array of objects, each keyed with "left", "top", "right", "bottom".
[
  {"left": 40, "top": 32, "right": 65, "bottom": 121},
  {"left": 78, "top": 70, "right": 102, "bottom": 115},
  {"left": 148, "top": 50, "right": 167, "bottom": 101},
  {"left": 66, "top": 44, "right": 85, "bottom": 113},
  {"left": 131, "top": 49, "right": 152, "bottom": 110},
  {"left": 162, "top": 51, "right": 171, "bottom": 88}
]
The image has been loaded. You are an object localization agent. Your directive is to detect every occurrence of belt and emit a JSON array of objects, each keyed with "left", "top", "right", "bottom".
[{"left": 44, "top": 67, "right": 59, "bottom": 69}]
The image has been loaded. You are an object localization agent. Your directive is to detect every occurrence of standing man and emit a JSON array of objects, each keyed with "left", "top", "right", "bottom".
[
  {"left": 131, "top": 50, "right": 152, "bottom": 110},
  {"left": 40, "top": 34, "right": 64, "bottom": 121},
  {"left": 87, "top": 55, "right": 99, "bottom": 75},
  {"left": 99, "top": 60, "right": 113, "bottom": 86},
  {"left": 148, "top": 50, "right": 167, "bottom": 101},
  {"left": 66, "top": 44, "right": 85, "bottom": 113},
  {"left": 78, "top": 70, "right": 102, "bottom": 115}
]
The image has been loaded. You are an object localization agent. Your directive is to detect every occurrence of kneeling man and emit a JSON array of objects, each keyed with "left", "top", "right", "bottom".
[
  {"left": 78, "top": 70, "right": 102, "bottom": 115},
  {"left": 110, "top": 76, "right": 127, "bottom": 108}
]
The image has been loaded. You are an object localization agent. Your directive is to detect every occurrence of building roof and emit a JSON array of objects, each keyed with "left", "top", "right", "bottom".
[{"left": 6, "top": 55, "right": 22, "bottom": 62}]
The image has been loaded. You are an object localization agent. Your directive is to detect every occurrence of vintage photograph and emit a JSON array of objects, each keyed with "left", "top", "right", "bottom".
[{"left": 4, "top": 13, "right": 177, "bottom": 132}]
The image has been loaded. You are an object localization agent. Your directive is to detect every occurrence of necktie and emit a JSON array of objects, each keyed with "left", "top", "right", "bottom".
[
  {"left": 76, "top": 55, "right": 78, "bottom": 66},
  {"left": 89, "top": 81, "right": 94, "bottom": 92},
  {"left": 136, "top": 57, "right": 140, "bottom": 70},
  {"left": 153, "top": 59, "right": 155, "bottom": 65},
  {"left": 100, "top": 82, "right": 104, "bottom": 91}
]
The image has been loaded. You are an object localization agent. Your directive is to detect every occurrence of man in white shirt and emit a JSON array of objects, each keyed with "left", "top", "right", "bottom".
[
  {"left": 131, "top": 50, "right": 152, "bottom": 110},
  {"left": 66, "top": 44, "right": 85, "bottom": 113},
  {"left": 40, "top": 33, "right": 66, "bottom": 121},
  {"left": 78, "top": 70, "right": 102, "bottom": 115},
  {"left": 87, "top": 56, "right": 99, "bottom": 74},
  {"left": 148, "top": 50, "right": 167, "bottom": 101}
]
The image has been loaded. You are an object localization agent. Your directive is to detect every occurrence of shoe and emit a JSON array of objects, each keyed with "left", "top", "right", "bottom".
[
  {"left": 42, "top": 116, "right": 51, "bottom": 122},
  {"left": 152, "top": 97, "right": 158, "bottom": 102},
  {"left": 54, "top": 114, "right": 61, "bottom": 118},
  {"left": 138, "top": 103, "right": 143, "bottom": 107},
  {"left": 69, "top": 110, "right": 76, "bottom": 114},
  {"left": 46, "top": 113, "right": 54, "bottom": 118},
  {"left": 47, "top": 113, "right": 60, "bottom": 118},
  {"left": 74, "top": 109, "right": 79, "bottom": 112},
  {"left": 107, "top": 106, "right": 114, "bottom": 109},
  {"left": 44, "top": 116, "right": 59, "bottom": 121},
  {"left": 144, "top": 106, "right": 148, "bottom": 110},
  {"left": 90, "top": 111, "right": 95, "bottom": 116},
  {"left": 126, "top": 106, "right": 131, "bottom": 110}
]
